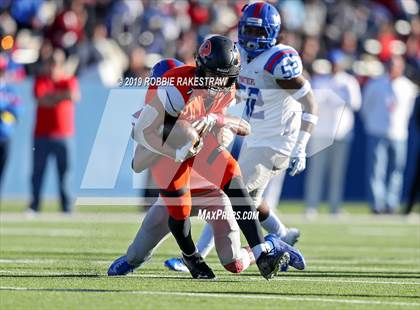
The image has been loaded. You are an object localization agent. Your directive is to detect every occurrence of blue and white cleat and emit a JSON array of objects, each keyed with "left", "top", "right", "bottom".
[
  {"left": 164, "top": 258, "right": 189, "bottom": 272},
  {"left": 265, "top": 233, "right": 306, "bottom": 271},
  {"left": 107, "top": 255, "right": 135, "bottom": 276}
]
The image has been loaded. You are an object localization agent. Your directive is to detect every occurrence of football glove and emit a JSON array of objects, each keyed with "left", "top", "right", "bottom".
[
  {"left": 289, "top": 142, "right": 306, "bottom": 176},
  {"left": 192, "top": 114, "right": 217, "bottom": 138},
  {"left": 289, "top": 130, "right": 312, "bottom": 176},
  {"left": 216, "top": 126, "right": 235, "bottom": 148},
  {"left": 175, "top": 139, "right": 203, "bottom": 162}
]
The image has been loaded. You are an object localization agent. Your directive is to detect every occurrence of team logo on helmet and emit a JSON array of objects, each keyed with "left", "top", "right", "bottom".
[{"left": 199, "top": 40, "right": 212, "bottom": 58}]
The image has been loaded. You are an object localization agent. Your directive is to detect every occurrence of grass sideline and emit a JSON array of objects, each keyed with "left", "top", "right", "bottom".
[{"left": 0, "top": 204, "right": 419, "bottom": 309}]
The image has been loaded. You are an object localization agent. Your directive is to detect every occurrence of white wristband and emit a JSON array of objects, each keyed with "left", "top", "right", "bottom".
[
  {"left": 292, "top": 80, "right": 311, "bottom": 100},
  {"left": 302, "top": 112, "right": 318, "bottom": 125}
]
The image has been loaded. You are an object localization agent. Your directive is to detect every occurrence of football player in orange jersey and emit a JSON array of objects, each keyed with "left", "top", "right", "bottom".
[
  {"left": 110, "top": 59, "right": 263, "bottom": 278},
  {"left": 132, "top": 35, "right": 289, "bottom": 280}
]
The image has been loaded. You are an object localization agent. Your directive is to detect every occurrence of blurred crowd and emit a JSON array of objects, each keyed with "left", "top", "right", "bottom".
[
  {"left": 0, "top": 0, "right": 419, "bottom": 214},
  {"left": 1, "top": 0, "right": 418, "bottom": 83}
]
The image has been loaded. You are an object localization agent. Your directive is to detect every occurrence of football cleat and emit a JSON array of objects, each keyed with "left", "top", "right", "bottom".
[
  {"left": 256, "top": 249, "right": 290, "bottom": 280},
  {"left": 164, "top": 258, "right": 189, "bottom": 272},
  {"left": 282, "top": 228, "right": 300, "bottom": 246},
  {"left": 265, "top": 234, "right": 306, "bottom": 270},
  {"left": 182, "top": 252, "right": 216, "bottom": 279},
  {"left": 107, "top": 255, "right": 135, "bottom": 276}
]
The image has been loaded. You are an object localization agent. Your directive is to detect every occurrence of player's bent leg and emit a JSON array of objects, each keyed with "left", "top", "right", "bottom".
[
  {"left": 241, "top": 147, "right": 299, "bottom": 245},
  {"left": 164, "top": 188, "right": 219, "bottom": 273},
  {"left": 257, "top": 200, "right": 300, "bottom": 246},
  {"left": 126, "top": 203, "right": 171, "bottom": 266},
  {"left": 151, "top": 155, "right": 215, "bottom": 279},
  {"left": 164, "top": 222, "right": 214, "bottom": 273},
  {"left": 108, "top": 203, "right": 171, "bottom": 276},
  {"left": 222, "top": 176, "right": 289, "bottom": 279},
  {"left": 199, "top": 190, "right": 255, "bottom": 274},
  {"left": 164, "top": 191, "right": 215, "bottom": 280},
  {"left": 192, "top": 135, "right": 286, "bottom": 279},
  {"left": 192, "top": 135, "right": 264, "bottom": 249}
]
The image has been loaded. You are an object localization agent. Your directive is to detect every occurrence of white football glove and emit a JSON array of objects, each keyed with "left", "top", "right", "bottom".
[
  {"left": 289, "top": 142, "right": 306, "bottom": 176},
  {"left": 216, "top": 126, "right": 235, "bottom": 148},
  {"left": 175, "top": 139, "right": 203, "bottom": 163},
  {"left": 192, "top": 114, "right": 217, "bottom": 138}
]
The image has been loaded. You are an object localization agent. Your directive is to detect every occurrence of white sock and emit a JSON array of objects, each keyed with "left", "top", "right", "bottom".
[
  {"left": 251, "top": 243, "right": 269, "bottom": 260},
  {"left": 260, "top": 211, "right": 287, "bottom": 238},
  {"left": 197, "top": 223, "right": 215, "bottom": 258},
  {"left": 238, "top": 248, "right": 252, "bottom": 270}
]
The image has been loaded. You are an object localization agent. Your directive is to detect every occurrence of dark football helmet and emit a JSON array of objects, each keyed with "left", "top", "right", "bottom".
[{"left": 195, "top": 35, "right": 241, "bottom": 93}]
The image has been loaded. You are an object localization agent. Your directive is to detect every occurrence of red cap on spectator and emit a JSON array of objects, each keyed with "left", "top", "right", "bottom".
[{"left": 0, "top": 55, "right": 7, "bottom": 70}]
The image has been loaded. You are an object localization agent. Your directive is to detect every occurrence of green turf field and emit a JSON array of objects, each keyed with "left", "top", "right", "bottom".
[{"left": 0, "top": 205, "right": 419, "bottom": 309}]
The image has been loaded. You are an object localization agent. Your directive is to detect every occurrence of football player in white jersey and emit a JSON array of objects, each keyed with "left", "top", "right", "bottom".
[{"left": 164, "top": 1, "right": 318, "bottom": 272}]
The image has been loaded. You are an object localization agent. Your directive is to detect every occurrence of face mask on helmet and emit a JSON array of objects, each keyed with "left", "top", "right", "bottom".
[
  {"left": 239, "top": 25, "right": 271, "bottom": 51},
  {"left": 202, "top": 70, "right": 237, "bottom": 97},
  {"left": 240, "top": 25, "right": 268, "bottom": 39},
  {"left": 239, "top": 23, "right": 277, "bottom": 56}
]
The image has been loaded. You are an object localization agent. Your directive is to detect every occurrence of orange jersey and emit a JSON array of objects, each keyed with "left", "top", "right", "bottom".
[{"left": 155, "top": 65, "right": 235, "bottom": 121}]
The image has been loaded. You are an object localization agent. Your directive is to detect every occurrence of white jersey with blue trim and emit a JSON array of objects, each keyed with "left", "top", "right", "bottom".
[{"left": 236, "top": 43, "right": 303, "bottom": 156}]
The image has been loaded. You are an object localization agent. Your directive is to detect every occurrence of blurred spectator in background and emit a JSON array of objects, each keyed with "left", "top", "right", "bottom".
[
  {"left": 88, "top": 23, "right": 128, "bottom": 86},
  {"left": 362, "top": 56, "right": 417, "bottom": 214},
  {"left": 46, "top": 0, "right": 86, "bottom": 55},
  {"left": 28, "top": 49, "right": 80, "bottom": 214},
  {"left": 305, "top": 50, "right": 362, "bottom": 217},
  {"left": 9, "top": 0, "right": 45, "bottom": 30},
  {"left": 124, "top": 47, "right": 148, "bottom": 79},
  {"left": 0, "top": 55, "right": 21, "bottom": 201}
]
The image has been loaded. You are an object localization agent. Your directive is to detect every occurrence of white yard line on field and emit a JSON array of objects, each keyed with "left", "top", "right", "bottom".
[
  {"left": 0, "top": 286, "right": 419, "bottom": 307},
  {"left": 309, "top": 258, "right": 420, "bottom": 265},
  {"left": 0, "top": 259, "right": 110, "bottom": 264},
  {"left": 0, "top": 228, "right": 85, "bottom": 237},
  {"left": 302, "top": 245, "right": 420, "bottom": 254},
  {"left": 130, "top": 273, "right": 420, "bottom": 285}
]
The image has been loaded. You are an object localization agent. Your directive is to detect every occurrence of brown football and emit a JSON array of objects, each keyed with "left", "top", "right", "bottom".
[{"left": 162, "top": 119, "right": 199, "bottom": 148}]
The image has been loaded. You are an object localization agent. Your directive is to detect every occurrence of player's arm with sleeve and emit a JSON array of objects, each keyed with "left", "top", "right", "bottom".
[{"left": 272, "top": 49, "right": 318, "bottom": 176}]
